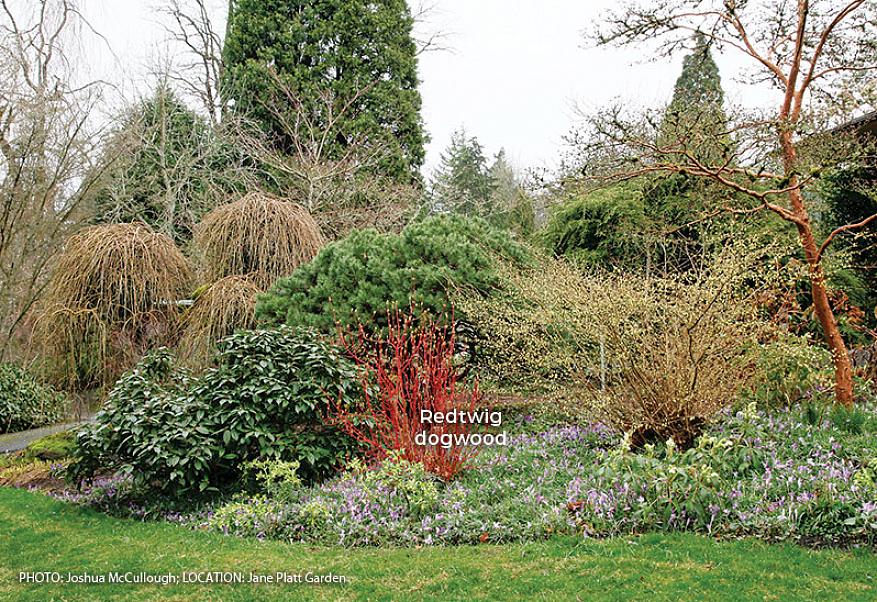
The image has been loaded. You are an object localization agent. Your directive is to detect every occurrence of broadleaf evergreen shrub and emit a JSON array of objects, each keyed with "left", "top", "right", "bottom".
[
  {"left": 0, "top": 363, "right": 68, "bottom": 433},
  {"left": 69, "top": 328, "right": 363, "bottom": 494}
]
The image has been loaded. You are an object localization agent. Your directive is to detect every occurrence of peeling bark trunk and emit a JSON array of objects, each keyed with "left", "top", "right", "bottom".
[
  {"left": 775, "top": 1, "right": 853, "bottom": 407},
  {"left": 781, "top": 128, "right": 854, "bottom": 407},
  {"left": 796, "top": 215, "right": 855, "bottom": 407}
]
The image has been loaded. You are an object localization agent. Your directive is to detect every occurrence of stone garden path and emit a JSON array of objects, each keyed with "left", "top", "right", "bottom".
[{"left": 0, "top": 418, "right": 93, "bottom": 453}]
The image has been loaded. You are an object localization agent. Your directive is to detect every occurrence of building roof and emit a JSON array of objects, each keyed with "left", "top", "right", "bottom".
[{"left": 835, "top": 110, "right": 877, "bottom": 137}]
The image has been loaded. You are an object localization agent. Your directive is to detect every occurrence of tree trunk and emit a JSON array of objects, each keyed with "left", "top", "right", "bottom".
[
  {"left": 778, "top": 112, "right": 855, "bottom": 407},
  {"left": 810, "top": 270, "right": 855, "bottom": 407},
  {"left": 789, "top": 189, "right": 855, "bottom": 407}
]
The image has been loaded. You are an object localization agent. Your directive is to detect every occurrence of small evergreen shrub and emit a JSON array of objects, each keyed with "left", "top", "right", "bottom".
[
  {"left": 69, "top": 328, "right": 363, "bottom": 495},
  {"left": 256, "top": 215, "right": 532, "bottom": 332},
  {"left": 0, "top": 363, "right": 68, "bottom": 433},
  {"left": 206, "top": 497, "right": 287, "bottom": 539},
  {"left": 68, "top": 349, "right": 212, "bottom": 492},
  {"left": 242, "top": 458, "right": 302, "bottom": 502},
  {"left": 354, "top": 453, "right": 441, "bottom": 518}
]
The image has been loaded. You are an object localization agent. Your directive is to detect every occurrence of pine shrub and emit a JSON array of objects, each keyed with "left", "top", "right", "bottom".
[{"left": 256, "top": 215, "right": 532, "bottom": 333}]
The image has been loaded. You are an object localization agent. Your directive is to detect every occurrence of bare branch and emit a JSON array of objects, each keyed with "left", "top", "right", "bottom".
[{"left": 817, "top": 212, "right": 877, "bottom": 263}]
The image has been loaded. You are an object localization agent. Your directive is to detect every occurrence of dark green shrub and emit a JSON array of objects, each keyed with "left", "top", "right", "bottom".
[
  {"left": 69, "top": 328, "right": 363, "bottom": 495},
  {"left": 541, "top": 186, "right": 646, "bottom": 268},
  {"left": 0, "top": 363, "right": 68, "bottom": 433},
  {"left": 256, "top": 215, "right": 532, "bottom": 332},
  {"left": 828, "top": 402, "right": 874, "bottom": 435},
  {"left": 67, "top": 349, "right": 209, "bottom": 492},
  {"left": 202, "top": 327, "right": 364, "bottom": 481}
]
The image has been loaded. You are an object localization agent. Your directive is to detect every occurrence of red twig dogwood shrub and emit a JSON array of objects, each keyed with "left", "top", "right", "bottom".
[{"left": 330, "top": 310, "right": 480, "bottom": 480}]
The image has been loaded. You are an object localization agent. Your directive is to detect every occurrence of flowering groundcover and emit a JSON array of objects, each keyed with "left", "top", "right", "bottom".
[{"left": 59, "top": 403, "right": 877, "bottom": 549}]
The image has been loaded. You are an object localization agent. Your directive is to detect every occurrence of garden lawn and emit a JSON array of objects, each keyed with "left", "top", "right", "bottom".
[{"left": 1, "top": 487, "right": 874, "bottom": 602}]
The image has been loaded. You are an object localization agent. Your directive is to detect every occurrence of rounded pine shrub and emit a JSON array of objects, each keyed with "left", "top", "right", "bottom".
[
  {"left": 256, "top": 214, "right": 532, "bottom": 332},
  {"left": 0, "top": 363, "right": 68, "bottom": 433}
]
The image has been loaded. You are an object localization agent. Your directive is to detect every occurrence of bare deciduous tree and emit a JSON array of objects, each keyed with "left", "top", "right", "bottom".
[
  {"left": 0, "top": 0, "right": 111, "bottom": 362},
  {"left": 238, "top": 69, "right": 420, "bottom": 239},
  {"left": 158, "top": 0, "right": 226, "bottom": 124},
  {"left": 89, "top": 77, "right": 259, "bottom": 244},
  {"left": 583, "top": 0, "right": 877, "bottom": 406},
  {"left": 410, "top": 0, "right": 453, "bottom": 56}
]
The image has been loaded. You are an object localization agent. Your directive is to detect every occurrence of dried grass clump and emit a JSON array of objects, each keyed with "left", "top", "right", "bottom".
[
  {"left": 178, "top": 274, "right": 262, "bottom": 366},
  {"left": 194, "top": 192, "right": 324, "bottom": 288},
  {"left": 38, "top": 223, "right": 192, "bottom": 388}
]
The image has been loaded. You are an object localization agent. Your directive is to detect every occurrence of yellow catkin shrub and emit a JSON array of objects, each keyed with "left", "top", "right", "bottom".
[
  {"left": 194, "top": 191, "right": 325, "bottom": 288},
  {"left": 457, "top": 240, "right": 778, "bottom": 448}
]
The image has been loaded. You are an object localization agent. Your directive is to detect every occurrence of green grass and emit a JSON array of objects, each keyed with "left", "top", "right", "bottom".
[{"left": 0, "top": 487, "right": 874, "bottom": 601}]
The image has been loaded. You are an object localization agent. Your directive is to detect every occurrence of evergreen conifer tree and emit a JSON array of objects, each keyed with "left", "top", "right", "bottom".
[
  {"left": 660, "top": 33, "right": 732, "bottom": 165},
  {"left": 430, "top": 129, "right": 493, "bottom": 215},
  {"left": 222, "top": 0, "right": 426, "bottom": 183}
]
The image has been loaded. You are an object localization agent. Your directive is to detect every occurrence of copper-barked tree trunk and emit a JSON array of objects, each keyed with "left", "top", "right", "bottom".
[{"left": 591, "top": 0, "right": 876, "bottom": 407}]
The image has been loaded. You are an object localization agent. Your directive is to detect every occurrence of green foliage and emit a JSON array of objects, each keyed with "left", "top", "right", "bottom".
[
  {"left": 827, "top": 403, "right": 872, "bottom": 435},
  {"left": 91, "top": 86, "right": 247, "bottom": 244},
  {"left": 541, "top": 185, "right": 647, "bottom": 268},
  {"left": 745, "top": 333, "right": 834, "bottom": 408},
  {"left": 69, "top": 328, "right": 363, "bottom": 495},
  {"left": 486, "top": 150, "right": 536, "bottom": 236},
  {"left": 223, "top": 0, "right": 425, "bottom": 182},
  {"left": 68, "top": 349, "right": 212, "bottom": 493},
  {"left": 492, "top": 189, "right": 536, "bottom": 238},
  {"left": 169, "top": 403, "right": 877, "bottom": 548},
  {"left": 0, "top": 363, "right": 68, "bottom": 433},
  {"left": 820, "top": 165, "right": 877, "bottom": 322},
  {"left": 256, "top": 215, "right": 532, "bottom": 332},
  {"left": 852, "top": 457, "right": 877, "bottom": 491},
  {"left": 431, "top": 135, "right": 535, "bottom": 234}
]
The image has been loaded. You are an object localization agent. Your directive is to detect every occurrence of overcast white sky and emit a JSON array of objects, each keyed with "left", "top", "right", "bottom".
[{"left": 79, "top": 0, "right": 778, "bottom": 177}]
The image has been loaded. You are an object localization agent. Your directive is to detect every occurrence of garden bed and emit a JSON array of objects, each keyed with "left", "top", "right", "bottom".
[{"left": 50, "top": 402, "right": 877, "bottom": 550}]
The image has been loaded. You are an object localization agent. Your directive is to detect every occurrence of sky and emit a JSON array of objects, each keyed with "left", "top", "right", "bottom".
[{"left": 76, "top": 0, "right": 780, "bottom": 177}]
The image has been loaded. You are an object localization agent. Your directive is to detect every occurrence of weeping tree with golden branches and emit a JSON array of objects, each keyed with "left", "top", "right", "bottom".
[
  {"left": 579, "top": 0, "right": 877, "bottom": 407},
  {"left": 38, "top": 223, "right": 192, "bottom": 389}
]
